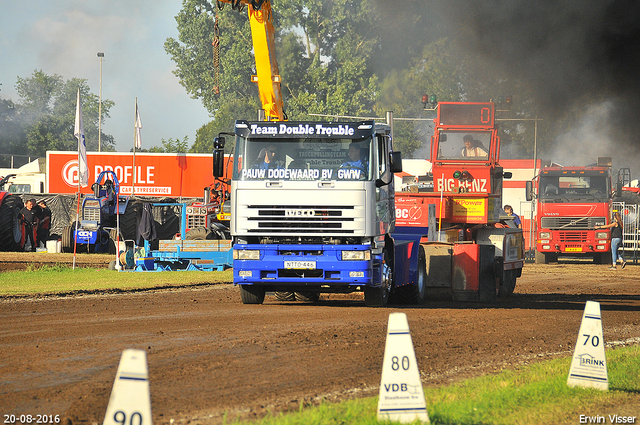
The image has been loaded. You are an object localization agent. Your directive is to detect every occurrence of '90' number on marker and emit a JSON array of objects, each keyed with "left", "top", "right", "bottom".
[
  {"left": 391, "top": 356, "right": 410, "bottom": 371},
  {"left": 113, "top": 411, "right": 143, "bottom": 425}
]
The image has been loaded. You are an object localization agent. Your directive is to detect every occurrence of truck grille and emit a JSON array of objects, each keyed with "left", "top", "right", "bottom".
[
  {"left": 540, "top": 217, "right": 604, "bottom": 230},
  {"left": 246, "top": 205, "right": 355, "bottom": 234},
  {"left": 558, "top": 231, "right": 588, "bottom": 243}
]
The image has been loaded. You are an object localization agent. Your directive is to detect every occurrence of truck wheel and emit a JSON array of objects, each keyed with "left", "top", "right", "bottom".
[
  {"left": 239, "top": 285, "right": 265, "bottom": 304},
  {"left": 295, "top": 291, "right": 320, "bottom": 302},
  {"left": 534, "top": 250, "right": 547, "bottom": 264},
  {"left": 365, "top": 250, "right": 392, "bottom": 307},
  {"left": 0, "top": 194, "right": 23, "bottom": 251},
  {"left": 274, "top": 291, "right": 296, "bottom": 301},
  {"left": 498, "top": 269, "right": 516, "bottom": 297},
  {"left": 396, "top": 245, "right": 427, "bottom": 305},
  {"left": 364, "top": 285, "right": 389, "bottom": 307}
]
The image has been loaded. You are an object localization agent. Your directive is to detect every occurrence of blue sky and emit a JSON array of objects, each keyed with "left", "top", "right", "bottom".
[{"left": 0, "top": 0, "right": 211, "bottom": 152}]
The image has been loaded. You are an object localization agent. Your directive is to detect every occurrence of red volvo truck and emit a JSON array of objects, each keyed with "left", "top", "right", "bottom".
[{"left": 526, "top": 158, "right": 613, "bottom": 264}]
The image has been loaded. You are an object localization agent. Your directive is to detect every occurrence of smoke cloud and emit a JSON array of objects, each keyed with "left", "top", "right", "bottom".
[{"left": 374, "top": 0, "right": 640, "bottom": 176}]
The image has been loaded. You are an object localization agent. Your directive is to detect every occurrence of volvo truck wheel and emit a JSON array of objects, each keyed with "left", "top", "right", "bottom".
[
  {"left": 535, "top": 250, "right": 547, "bottom": 264},
  {"left": 239, "top": 285, "right": 265, "bottom": 304}
]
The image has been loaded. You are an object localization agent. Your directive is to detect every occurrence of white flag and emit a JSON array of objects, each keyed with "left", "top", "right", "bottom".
[
  {"left": 74, "top": 88, "right": 89, "bottom": 187},
  {"left": 135, "top": 100, "right": 142, "bottom": 149}
]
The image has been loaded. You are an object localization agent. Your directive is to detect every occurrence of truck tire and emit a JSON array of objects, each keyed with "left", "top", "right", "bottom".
[
  {"left": 535, "top": 250, "right": 547, "bottom": 264},
  {"left": 364, "top": 285, "right": 389, "bottom": 307},
  {"left": 274, "top": 292, "right": 296, "bottom": 301},
  {"left": 498, "top": 269, "right": 516, "bottom": 298},
  {"left": 295, "top": 291, "right": 320, "bottom": 302},
  {"left": 365, "top": 250, "right": 392, "bottom": 307},
  {"left": 396, "top": 245, "right": 427, "bottom": 305},
  {"left": 0, "top": 194, "right": 23, "bottom": 251},
  {"left": 239, "top": 285, "right": 265, "bottom": 304}
]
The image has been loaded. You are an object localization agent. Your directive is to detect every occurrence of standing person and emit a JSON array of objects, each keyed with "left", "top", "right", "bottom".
[
  {"left": 37, "top": 200, "right": 52, "bottom": 246},
  {"left": 20, "top": 199, "right": 37, "bottom": 252},
  {"left": 595, "top": 212, "right": 626, "bottom": 270},
  {"left": 503, "top": 204, "right": 522, "bottom": 228}
]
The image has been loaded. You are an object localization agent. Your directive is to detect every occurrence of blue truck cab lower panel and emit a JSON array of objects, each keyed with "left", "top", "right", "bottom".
[{"left": 233, "top": 243, "right": 383, "bottom": 288}]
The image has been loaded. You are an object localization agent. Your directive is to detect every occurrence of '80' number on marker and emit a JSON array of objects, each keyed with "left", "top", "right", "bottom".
[{"left": 391, "top": 356, "right": 410, "bottom": 371}]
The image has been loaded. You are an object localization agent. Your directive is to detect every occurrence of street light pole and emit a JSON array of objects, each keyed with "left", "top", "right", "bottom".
[{"left": 97, "top": 52, "right": 104, "bottom": 152}]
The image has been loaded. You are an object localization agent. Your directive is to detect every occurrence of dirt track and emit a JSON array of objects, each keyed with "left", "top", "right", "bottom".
[{"left": 1, "top": 254, "right": 639, "bottom": 424}]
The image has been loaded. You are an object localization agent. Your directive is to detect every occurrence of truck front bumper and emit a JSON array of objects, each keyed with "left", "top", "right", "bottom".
[{"left": 233, "top": 243, "right": 378, "bottom": 286}]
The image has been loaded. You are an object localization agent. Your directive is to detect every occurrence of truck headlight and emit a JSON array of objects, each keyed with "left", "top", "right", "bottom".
[
  {"left": 342, "top": 250, "right": 371, "bottom": 261},
  {"left": 596, "top": 232, "right": 608, "bottom": 239},
  {"left": 596, "top": 245, "right": 606, "bottom": 250},
  {"left": 233, "top": 250, "right": 260, "bottom": 260},
  {"left": 539, "top": 232, "right": 551, "bottom": 239},
  {"left": 542, "top": 245, "right": 551, "bottom": 250}
]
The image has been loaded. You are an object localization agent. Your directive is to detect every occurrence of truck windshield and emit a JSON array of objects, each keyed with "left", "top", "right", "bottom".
[
  {"left": 539, "top": 175, "right": 609, "bottom": 202},
  {"left": 437, "top": 131, "right": 491, "bottom": 160},
  {"left": 233, "top": 136, "right": 373, "bottom": 181}
]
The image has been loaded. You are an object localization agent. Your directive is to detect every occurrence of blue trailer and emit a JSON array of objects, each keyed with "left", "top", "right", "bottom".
[{"left": 133, "top": 202, "right": 232, "bottom": 272}]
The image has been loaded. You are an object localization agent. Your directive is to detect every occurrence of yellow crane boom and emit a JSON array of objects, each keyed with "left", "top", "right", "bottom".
[{"left": 217, "top": 0, "right": 285, "bottom": 121}]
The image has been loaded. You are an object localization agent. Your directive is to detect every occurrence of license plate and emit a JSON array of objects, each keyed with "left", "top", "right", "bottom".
[
  {"left": 284, "top": 261, "right": 316, "bottom": 269},
  {"left": 565, "top": 247, "right": 583, "bottom": 252}
]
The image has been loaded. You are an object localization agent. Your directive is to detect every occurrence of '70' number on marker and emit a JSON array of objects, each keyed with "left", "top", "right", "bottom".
[{"left": 582, "top": 334, "right": 600, "bottom": 347}]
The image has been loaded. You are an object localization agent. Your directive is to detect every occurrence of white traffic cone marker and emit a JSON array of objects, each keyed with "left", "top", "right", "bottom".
[
  {"left": 377, "top": 312, "right": 430, "bottom": 423},
  {"left": 103, "top": 349, "right": 153, "bottom": 425},
  {"left": 567, "top": 301, "right": 609, "bottom": 390}
]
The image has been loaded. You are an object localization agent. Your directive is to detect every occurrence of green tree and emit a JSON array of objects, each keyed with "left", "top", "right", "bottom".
[
  {"left": 167, "top": 0, "right": 383, "bottom": 152},
  {"left": 12, "top": 70, "right": 115, "bottom": 156},
  {"left": 148, "top": 136, "right": 191, "bottom": 153}
]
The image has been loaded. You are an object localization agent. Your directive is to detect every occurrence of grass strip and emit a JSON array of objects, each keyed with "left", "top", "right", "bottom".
[
  {"left": 226, "top": 345, "right": 639, "bottom": 424},
  {"left": 0, "top": 264, "right": 233, "bottom": 295}
]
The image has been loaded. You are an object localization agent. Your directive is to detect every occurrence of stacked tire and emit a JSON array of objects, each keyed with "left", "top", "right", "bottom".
[{"left": 0, "top": 194, "right": 24, "bottom": 252}]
